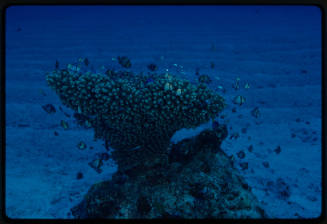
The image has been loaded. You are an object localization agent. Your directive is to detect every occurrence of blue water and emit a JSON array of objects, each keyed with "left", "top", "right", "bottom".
[{"left": 4, "top": 5, "right": 322, "bottom": 219}]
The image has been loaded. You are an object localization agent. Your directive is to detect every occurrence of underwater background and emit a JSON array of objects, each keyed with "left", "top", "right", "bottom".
[{"left": 5, "top": 5, "right": 322, "bottom": 219}]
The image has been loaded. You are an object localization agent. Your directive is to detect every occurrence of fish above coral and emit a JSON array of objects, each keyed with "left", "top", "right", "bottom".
[
  {"left": 251, "top": 107, "right": 261, "bottom": 118},
  {"left": 147, "top": 63, "right": 158, "bottom": 71},
  {"left": 42, "top": 104, "right": 56, "bottom": 114},
  {"left": 198, "top": 74, "right": 212, "bottom": 84},
  {"left": 46, "top": 59, "right": 269, "bottom": 219},
  {"left": 233, "top": 95, "right": 246, "bottom": 106},
  {"left": 60, "top": 120, "right": 69, "bottom": 130},
  {"left": 46, "top": 59, "right": 225, "bottom": 172},
  {"left": 117, "top": 56, "right": 132, "bottom": 68},
  {"left": 233, "top": 77, "right": 241, "bottom": 90}
]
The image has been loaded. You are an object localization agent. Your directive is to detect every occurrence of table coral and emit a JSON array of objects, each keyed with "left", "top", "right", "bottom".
[{"left": 46, "top": 61, "right": 225, "bottom": 172}]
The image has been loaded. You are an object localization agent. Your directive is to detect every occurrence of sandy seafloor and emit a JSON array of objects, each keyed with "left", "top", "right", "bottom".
[{"left": 4, "top": 6, "right": 322, "bottom": 219}]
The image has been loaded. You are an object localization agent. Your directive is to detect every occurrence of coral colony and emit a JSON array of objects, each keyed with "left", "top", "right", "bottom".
[{"left": 46, "top": 58, "right": 265, "bottom": 218}]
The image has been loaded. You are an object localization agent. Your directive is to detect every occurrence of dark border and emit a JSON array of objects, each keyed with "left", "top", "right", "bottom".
[{"left": 0, "top": 1, "right": 326, "bottom": 223}]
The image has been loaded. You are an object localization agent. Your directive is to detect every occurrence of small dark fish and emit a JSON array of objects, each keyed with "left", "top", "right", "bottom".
[
  {"left": 210, "top": 62, "right": 215, "bottom": 69},
  {"left": 233, "top": 78, "right": 240, "bottom": 90},
  {"left": 105, "top": 69, "right": 113, "bottom": 77},
  {"left": 274, "top": 146, "right": 281, "bottom": 154},
  {"left": 16, "top": 27, "right": 22, "bottom": 32},
  {"left": 88, "top": 159, "right": 103, "bottom": 173},
  {"left": 42, "top": 104, "right": 56, "bottom": 114},
  {"left": 63, "top": 112, "right": 71, "bottom": 118},
  {"left": 76, "top": 172, "right": 83, "bottom": 180},
  {"left": 67, "top": 63, "right": 80, "bottom": 72},
  {"left": 251, "top": 107, "right": 260, "bottom": 118},
  {"left": 54, "top": 131, "right": 59, "bottom": 136},
  {"left": 117, "top": 56, "right": 131, "bottom": 68},
  {"left": 77, "top": 141, "right": 87, "bottom": 150},
  {"left": 60, "top": 120, "right": 69, "bottom": 130},
  {"left": 84, "top": 58, "right": 90, "bottom": 66},
  {"left": 195, "top": 67, "right": 200, "bottom": 76},
  {"left": 233, "top": 95, "right": 245, "bottom": 106},
  {"left": 55, "top": 60, "right": 59, "bottom": 69},
  {"left": 147, "top": 63, "right": 158, "bottom": 71},
  {"left": 262, "top": 161, "right": 270, "bottom": 168},
  {"left": 58, "top": 105, "right": 70, "bottom": 117},
  {"left": 198, "top": 74, "right": 212, "bottom": 84},
  {"left": 229, "top": 132, "right": 240, "bottom": 140}
]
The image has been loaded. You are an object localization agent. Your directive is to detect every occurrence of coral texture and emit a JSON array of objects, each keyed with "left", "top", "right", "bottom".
[{"left": 46, "top": 62, "right": 225, "bottom": 172}]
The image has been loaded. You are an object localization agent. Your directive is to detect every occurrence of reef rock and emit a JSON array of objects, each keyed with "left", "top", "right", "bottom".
[{"left": 71, "top": 128, "right": 265, "bottom": 219}]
